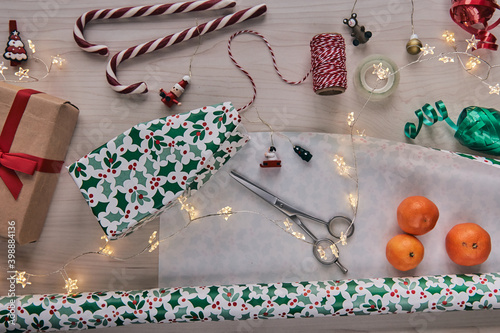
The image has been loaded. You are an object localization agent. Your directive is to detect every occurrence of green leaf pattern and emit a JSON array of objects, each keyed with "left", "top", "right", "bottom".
[
  {"left": 67, "top": 102, "right": 248, "bottom": 240},
  {"left": 3, "top": 273, "right": 500, "bottom": 331}
]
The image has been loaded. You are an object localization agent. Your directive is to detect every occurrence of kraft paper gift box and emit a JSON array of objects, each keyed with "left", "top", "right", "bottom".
[
  {"left": 68, "top": 102, "right": 248, "bottom": 240},
  {"left": 0, "top": 82, "right": 79, "bottom": 244}
]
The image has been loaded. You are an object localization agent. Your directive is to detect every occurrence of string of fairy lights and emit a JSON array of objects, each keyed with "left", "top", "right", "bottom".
[
  {"left": 8, "top": 26, "right": 500, "bottom": 294},
  {"left": 0, "top": 39, "right": 66, "bottom": 82},
  {"left": 374, "top": 31, "right": 500, "bottom": 95}
]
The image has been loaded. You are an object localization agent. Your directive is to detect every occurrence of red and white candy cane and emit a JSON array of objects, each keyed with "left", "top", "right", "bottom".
[
  {"left": 74, "top": 0, "right": 237, "bottom": 56},
  {"left": 106, "top": 4, "right": 267, "bottom": 94}
]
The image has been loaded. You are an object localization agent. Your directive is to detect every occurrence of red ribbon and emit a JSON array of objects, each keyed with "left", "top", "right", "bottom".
[
  {"left": 451, "top": 0, "right": 500, "bottom": 51},
  {"left": 0, "top": 89, "right": 64, "bottom": 200}
]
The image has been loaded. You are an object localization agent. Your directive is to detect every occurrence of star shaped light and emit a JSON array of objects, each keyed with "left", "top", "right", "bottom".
[
  {"left": 317, "top": 246, "right": 327, "bottom": 260},
  {"left": 27, "top": 40, "right": 36, "bottom": 53},
  {"left": 420, "top": 44, "right": 435, "bottom": 56},
  {"left": 15, "top": 67, "right": 30, "bottom": 80},
  {"left": 442, "top": 31, "right": 455, "bottom": 44},
  {"left": 15, "top": 271, "right": 31, "bottom": 288},
  {"left": 51, "top": 55, "right": 65, "bottom": 68},
  {"left": 348, "top": 193, "right": 357, "bottom": 209},
  {"left": 356, "top": 129, "right": 366, "bottom": 137},
  {"left": 347, "top": 112, "right": 355, "bottom": 126},
  {"left": 149, "top": 231, "right": 158, "bottom": 244},
  {"left": 283, "top": 218, "right": 305, "bottom": 240},
  {"left": 149, "top": 240, "right": 159, "bottom": 252},
  {"left": 333, "top": 154, "right": 350, "bottom": 176},
  {"left": 292, "top": 231, "right": 305, "bottom": 240},
  {"left": 439, "top": 56, "right": 454, "bottom": 63},
  {"left": 330, "top": 244, "right": 339, "bottom": 258},
  {"left": 64, "top": 277, "right": 78, "bottom": 293},
  {"left": 340, "top": 232, "right": 348, "bottom": 246},
  {"left": 177, "top": 196, "right": 196, "bottom": 219},
  {"left": 466, "top": 56, "right": 481, "bottom": 70},
  {"left": 466, "top": 35, "right": 478, "bottom": 51},
  {"left": 217, "top": 206, "right": 233, "bottom": 221},
  {"left": 372, "top": 63, "right": 390, "bottom": 80},
  {"left": 0, "top": 62, "right": 7, "bottom": 78},
  {"left": 148, "top": 230, "right": 159, "bottom": 252},
  {"left": 489, "top": 84, "right": 500, "bottom": 95}
]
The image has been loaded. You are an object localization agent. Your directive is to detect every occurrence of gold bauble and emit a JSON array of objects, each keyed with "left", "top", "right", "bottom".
[{"left": 406, "top": 38, "right": 423, "bottom": 55}]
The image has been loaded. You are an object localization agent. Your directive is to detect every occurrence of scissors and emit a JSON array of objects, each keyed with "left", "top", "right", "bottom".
[{"left": 230, "top": 171, "right": 350, "bottom": 273}]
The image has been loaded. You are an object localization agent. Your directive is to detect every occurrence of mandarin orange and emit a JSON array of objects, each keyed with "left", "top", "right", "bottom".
[
  {"left": 397, "top": 196, "right": 439, "bottom": 235},
  {"left": 386, "top": 234, "right": 424, "bottom": 271},
  {"left": 445, "top": 223, "right": 491, "bottom": 266}
]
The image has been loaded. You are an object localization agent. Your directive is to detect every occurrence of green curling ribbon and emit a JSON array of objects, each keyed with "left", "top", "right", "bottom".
[{"left": 404, "top": 100, "right": 500, "bottom": 156}]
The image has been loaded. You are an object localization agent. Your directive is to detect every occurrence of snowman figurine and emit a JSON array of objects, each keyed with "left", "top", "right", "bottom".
[
  {"left": 159, "top": 75, "right": 190, "bottom": 107},
  {"left": 260, "top": 146, "right": 282, "bottom": 168}
]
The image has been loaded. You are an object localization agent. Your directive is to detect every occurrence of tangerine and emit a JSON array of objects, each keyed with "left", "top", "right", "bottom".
[
  {"left": 397, "top": 196, "right": 439, "bottom": 235},
  {"left": 386, "top": 234, "right": 424, "bottom": 271},
  {"left": 445, "top": 223, "right": 491, "bottom": 266}
]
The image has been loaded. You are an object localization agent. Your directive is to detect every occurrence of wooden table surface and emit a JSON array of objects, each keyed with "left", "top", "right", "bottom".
[{"left": 1, "top": 0, "right": 500, "bottom": 331}]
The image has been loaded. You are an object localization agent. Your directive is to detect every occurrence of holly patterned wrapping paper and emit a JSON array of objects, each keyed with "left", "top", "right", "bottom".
[
  {"left": 2, "top": 273, "right": 500, "bottom": 331},
  {"left": 68, "top": 102, "right": 248, "bottom": 240}
]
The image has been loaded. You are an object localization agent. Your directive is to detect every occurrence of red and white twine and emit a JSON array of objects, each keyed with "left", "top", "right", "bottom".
[
  {"left": 228, "top": 30, "right": 311, "bottom": 112},
  {"left": 73, "top": 0, "right": 237, "bottom": 56},
  {"left": 228, "top": 31, "right": 347, "bottom": 111}
]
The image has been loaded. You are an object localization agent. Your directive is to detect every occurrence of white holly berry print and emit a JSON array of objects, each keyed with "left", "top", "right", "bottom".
[
  {"left": 2, "top": 272, "right": 500, "bottom": 331},
  {"left": 68, "top": 102, "right": 248, "bottom": 240}
]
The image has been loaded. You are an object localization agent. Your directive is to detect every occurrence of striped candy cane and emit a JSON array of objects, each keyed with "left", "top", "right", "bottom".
[
  {"left": 106, "top": 4, "right": 267, "bottom": 94},
  {"left": 74, "top": 0, "right": 237, "bottom": 56}
]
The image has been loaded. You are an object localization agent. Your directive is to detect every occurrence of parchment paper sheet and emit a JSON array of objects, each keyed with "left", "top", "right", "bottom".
[{"left": 159, "top": 132, "right": 500, "bottom": 287}]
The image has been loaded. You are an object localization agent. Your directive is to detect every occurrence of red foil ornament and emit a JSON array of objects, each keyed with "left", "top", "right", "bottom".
[{"left": 450, "top": 0, "right": 500, "bottom": 50}]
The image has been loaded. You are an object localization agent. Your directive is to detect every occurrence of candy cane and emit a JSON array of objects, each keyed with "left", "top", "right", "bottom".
[
  {"left": 106, "top": 4, "right": 267, "bottom": 94},
  {"left": 74, "top": 0, "right": 237, "bottom": 56}
]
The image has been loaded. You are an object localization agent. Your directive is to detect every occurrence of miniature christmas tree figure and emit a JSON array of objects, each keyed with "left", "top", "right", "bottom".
[
  {"left": 293, "top": 145, "right": 313, "bottom": 162},
  {"left": 4, "top": 20, "right": 28, "bottom": 66}
]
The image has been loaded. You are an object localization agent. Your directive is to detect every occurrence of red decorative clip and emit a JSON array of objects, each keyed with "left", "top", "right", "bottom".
[{"left": 3, "top": 20, "right": 28, "bottom": 66}]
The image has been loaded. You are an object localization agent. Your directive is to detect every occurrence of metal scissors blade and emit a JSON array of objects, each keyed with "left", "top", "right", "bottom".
[
  {"left": 230, "top": 171, "right": 327, "bottom": 223},
  {"left": 229, "top": 171, "right": 279, "bottom": 208}
]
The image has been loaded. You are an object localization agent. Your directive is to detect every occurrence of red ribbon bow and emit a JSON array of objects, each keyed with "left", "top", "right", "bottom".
[
  {"left": 0, "top": 88, "right": 64, "bottom": 200},
  {"left": 451, "top": 0, "right": 500, "bottom": 51}
]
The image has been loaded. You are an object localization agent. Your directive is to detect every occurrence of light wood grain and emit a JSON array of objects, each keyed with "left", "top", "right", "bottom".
[{"left": 1, "top": 0, "right": 500, "bottom": 331}]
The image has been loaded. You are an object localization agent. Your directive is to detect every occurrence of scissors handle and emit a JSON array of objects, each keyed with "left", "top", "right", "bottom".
[
  {"left": 275, "top": 199, "right": 328, "bottom": 226},
  {"left": 335, "top": 259, "right": 348, "bottom": 274},
  {"left": 289, "top": 215, "right": 318, "bottom": 242}
]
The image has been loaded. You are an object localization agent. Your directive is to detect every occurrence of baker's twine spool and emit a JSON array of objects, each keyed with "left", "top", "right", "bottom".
[
  {"left": 228, "top": 31, "right": 347, "bottom": 111},
  {"left": 73, "top": 0, "right": 237, "bottom": 56},
  {"left": 310, "top": 33, "right": 347, "bottom": 95}
]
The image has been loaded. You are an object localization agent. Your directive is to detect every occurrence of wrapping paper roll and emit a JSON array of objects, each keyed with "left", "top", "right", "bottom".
[{"left": 2, "top": 272, "right": 500, "bottom": 331}]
